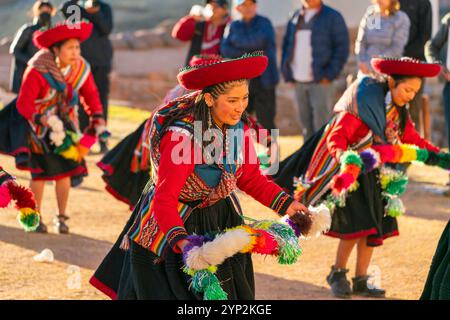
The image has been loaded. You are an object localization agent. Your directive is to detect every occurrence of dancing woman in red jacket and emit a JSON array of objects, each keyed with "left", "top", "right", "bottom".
[
  {"left": 0, "top": 22, "right": 104, "bottom": 234},
  {"left": 273, "top": 57, "right": 442, "bottom": 298},
  {"left": 90, "top": 53, "right": 309, "bottom": 300}
]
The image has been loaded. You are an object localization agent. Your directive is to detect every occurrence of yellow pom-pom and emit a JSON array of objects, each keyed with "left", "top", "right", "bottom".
[
  {"left": 59, "top": 145, "right": 81, "bottom": 162},
  {"left": 399, "top": 145, "right": 417, "bottom": 163}
]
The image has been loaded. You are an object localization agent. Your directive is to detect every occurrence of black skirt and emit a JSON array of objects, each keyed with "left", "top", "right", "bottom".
[
  {"left": 273, "top": 126, "right": 398, "bottom": 247},
  {"left": 97, "top": 120, "right": 149, "bottom": 208},
  {"left": 90, "top": 193, "right": 255, "bottom": 300},
  {"left": 0, "top": 99, "right": 87, "bottom": 187}
]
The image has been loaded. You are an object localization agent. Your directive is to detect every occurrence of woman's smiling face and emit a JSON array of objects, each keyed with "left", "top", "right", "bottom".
[
  {"left": 205, "top": 81, "right": 249, "bottom": 128},
  {"left": 389, "top": 77, "right": 422, "bottom": 107}
]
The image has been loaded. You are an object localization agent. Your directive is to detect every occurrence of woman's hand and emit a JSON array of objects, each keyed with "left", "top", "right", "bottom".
[
  {"left": 285, "top": 200, "right": 309, "bottom": 217},
  {"left": 177, "top": 239, "right": 190, "bottom": 252},
  {"left": 39, "top": 115, "right": 49, "bottom": 127}
]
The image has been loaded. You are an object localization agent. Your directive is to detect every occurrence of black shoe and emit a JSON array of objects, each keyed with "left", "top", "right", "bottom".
[
  {"left": 352, "top": 275, "right": 386, "bottom": 298},
  {"left": 326, "top": 266, "right": 352, "bottom": 299},
  {"left": 53, "top": 215, "right": 70, "bottom": 234},
  {"left": 33, "top": 221, "right": 48, "bottom": 234}
]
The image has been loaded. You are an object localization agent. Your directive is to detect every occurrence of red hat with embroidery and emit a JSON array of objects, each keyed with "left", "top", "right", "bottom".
[
  {"left": 33, "top": 21, "right": 93, "bottom": 49},
  {"left": 178, "top": 52, "right": 268, "bottom": 90},
  {"left": 189, "top": 54, "right": 223, "bottom": 67},
  {"left": 371, "top": 57, "right": 441, "bottom": 78}
]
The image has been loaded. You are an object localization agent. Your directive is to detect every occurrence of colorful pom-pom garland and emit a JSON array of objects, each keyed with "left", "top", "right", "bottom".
[
  {"left": 0, "top": 176, "right": 40, "bottom": 232},
  {"left": 182, "top": 207, "right": 332, "bottom": 300},
  {"left": 48, "top": 115, "right": 98, "bottom": 162},
  {"left": 305, "top": 144, "right": 450, "bottom": 219}
]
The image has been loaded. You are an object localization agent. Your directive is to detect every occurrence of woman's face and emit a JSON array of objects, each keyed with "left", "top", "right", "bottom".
[
  {"left": 54, "top": 38, "right": 81, "bottom": 68},
  {"left": 236, "top": 1, "right": 258, "bottom": 21},
  {"left": 206, "top": 3, "right": 228, "bottom": 21},
  {"left": 38, "top": 5, "right": 53, "bottom": 15},
  {"left": 374, "top": 0, "right": 391, "bottom": 11},
  {"left": 389, "top": 77, "right": 422, "bottom": 107},
  {"left": 207, "top": 82, "right": 249, "bottom": 128}
]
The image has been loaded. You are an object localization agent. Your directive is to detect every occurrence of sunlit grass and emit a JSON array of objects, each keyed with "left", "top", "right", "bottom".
[{"left": 109, "top": 105, "right": 151, "bottom": 122}]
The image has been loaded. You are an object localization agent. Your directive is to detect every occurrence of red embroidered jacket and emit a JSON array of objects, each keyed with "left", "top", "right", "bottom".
[
  {"left": 153, "top": 125, "right": 293, "bottom": 253},
  {"left": 327, "top": 112, "right": 439, "bottom": 159},
  {"left": 16, "top": 67, "right": 103, "bottom": 122}
]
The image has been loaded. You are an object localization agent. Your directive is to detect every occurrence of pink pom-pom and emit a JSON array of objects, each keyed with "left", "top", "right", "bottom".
[
  {"left": 79, "top": 134, "right": 97, "bottom": 149},
  {"left": 252, "top": 230, "right": 279, "bottom": 255},
  {"left": 0, "top": 185, "right": 12, "bottom": 208},
  {"left": 373, "top": 145, "right": 395, "bottom": 163}
]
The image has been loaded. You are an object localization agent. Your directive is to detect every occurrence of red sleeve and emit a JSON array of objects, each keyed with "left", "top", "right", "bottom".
[
  {"left": 401, "top": 117, "right": 440, "bottom": 152},
  {"left": 16, "top": 68, "right": 46, "bottom": 121},
  {"left": 171, "top": 16, "right": 197, "bottom": 41},
  {"left": 151, "top": 131, "right": 195, "bottom": 252},
  {"left": 236, "top": 127, "right": 293, "bottom": 216},
  {"left": 327, "top": 112, "right": 370, "bottom": 159},
  {"left": 79, "top": 72, "right": 103, "bottom": 117}
]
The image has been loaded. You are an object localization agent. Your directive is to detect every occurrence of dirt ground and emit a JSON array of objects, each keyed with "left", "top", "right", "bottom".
[{"left": 0, "top": 106, "right": 448, "bottom": 300}]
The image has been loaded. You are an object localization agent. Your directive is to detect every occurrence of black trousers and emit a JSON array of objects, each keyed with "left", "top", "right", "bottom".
[
  {"left": 79, "top": 65, "right": 111, "bottom": 131},
  {"left": 247, "top": 77, "right": 277, "bottom": 130}
]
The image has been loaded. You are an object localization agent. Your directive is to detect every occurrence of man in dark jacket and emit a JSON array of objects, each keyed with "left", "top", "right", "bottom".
[
  {"left": 221, "top": 0, "right": 278, "bottom": 131},
  {"left": 61, "top": 0, "right": 113, "bottom": 153},
  {"left": 9, "top": 1, "right": 54, "bottom": 94},
  {"left": 400, "top": 0, "right": 432, "bottom": 135},
  {"left": 281, "top": 0, "right": 349, "bottom": 140}
]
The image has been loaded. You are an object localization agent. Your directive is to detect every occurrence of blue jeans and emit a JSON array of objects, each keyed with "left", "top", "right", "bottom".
[{"left": 444, "top": 82, "right": 450, "bottom": 147}]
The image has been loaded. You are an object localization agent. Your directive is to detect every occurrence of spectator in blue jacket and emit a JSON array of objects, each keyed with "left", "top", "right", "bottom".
[
  {"left": 281, "top": 0, "right": 349, "bottom": 140},
  {"left": 221, "top": 0, "right": 279, "bottom": 131}
]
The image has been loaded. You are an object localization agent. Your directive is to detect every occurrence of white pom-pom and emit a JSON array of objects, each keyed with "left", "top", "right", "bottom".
[
  {"left": 200, "top": 229, "right": 252, "bottom": 266},
  {"left": 185, "top": 246, "right": 210, "bottom": 270},
  {"left": 52, "top": 122, "right": 64, "bottom": 132},
  {"left": 49, "top": 131, "right": 65, "bottom": 147},
  {"left": 304, "top": 204, "right": 332, "bottom": 239},
  {"left": 185, "top": 228, "right": 253, "bottom": 271},
  {"left": 47, "top": 115, "right": 61, "bottom": 128}
]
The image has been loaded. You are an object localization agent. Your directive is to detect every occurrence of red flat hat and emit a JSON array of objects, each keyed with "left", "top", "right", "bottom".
[
  {"left": 189, "top": 54, "right": 223, "bottom": 67},
  {"left": 371, "top": 57, "right": 441, "bottom": 78},
  {"left": 178, "top": 52, "right": 268, "bottom": 90},
  {"left": 33, "top": 21, "right": 93, "bottom": 49}
]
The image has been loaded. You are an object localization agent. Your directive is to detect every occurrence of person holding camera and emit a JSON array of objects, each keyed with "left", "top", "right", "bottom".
[{"left": 172, "top": 0, "right": 230, "bottom": 66}]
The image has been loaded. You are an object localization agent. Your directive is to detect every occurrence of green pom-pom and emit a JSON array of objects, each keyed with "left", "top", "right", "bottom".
[
  {"left": 17, "top": 210, "right": 40, "bottom": 232},
  {"left": 54, "top": 134, "right": 74, "bottom": 153},
  {"left": 436, "top": 152, "right": 450, "bottom": 170},
  {"left": 415, "top": 148, "right": 429, "bottom": 163},
  {"left": 384, "top": 175, "right": 408, "bottom": 196},
  {"left": 204, "top": 281, "right": 227, "bottom": 300},
  {"left": 190, "top": 270, "right": 228, "bottom": 300},
  {"left": 385, "top": 197, "right": 405, "bottom": 218},
  {"left": 324, "top": 198, "right": 336, "bottom": 214},
  {"left": 67, "top": 131, "right": 81, "bottom": 144},
  {"left": 269, "top": 223, "right": 302, "bottom": 265},
  {"left": 341, "top": 150, "right": 363, "bottom": 168},
  {"left": 250, "top": 220, "right": 302, "bottom": 264},
  {"left": 258, "top": 152, "right": 270, "bottom": 169}
]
